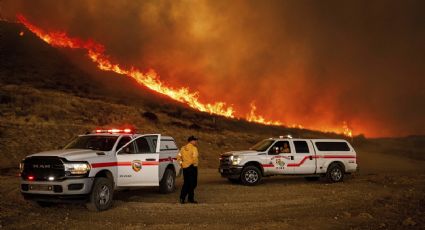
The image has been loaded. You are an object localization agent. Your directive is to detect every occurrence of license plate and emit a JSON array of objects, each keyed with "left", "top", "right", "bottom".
[{"left": 29, "top": 184, "right": 53, "bottom": 191}]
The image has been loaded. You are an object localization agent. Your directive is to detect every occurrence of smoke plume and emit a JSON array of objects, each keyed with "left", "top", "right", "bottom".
[{"left": 2, "top": 0, "right": 425, "bottom": 137}]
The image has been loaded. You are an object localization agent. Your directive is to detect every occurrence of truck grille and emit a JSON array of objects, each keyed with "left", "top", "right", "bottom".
[
  {"left": 21, "top": 157, "right": 65, "bottom": 181},
  {"left": 219, "top": 155, "right": 231, "bottom": 166}
]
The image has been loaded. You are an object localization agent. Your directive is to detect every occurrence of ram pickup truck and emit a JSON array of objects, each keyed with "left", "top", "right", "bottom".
[{"left": 20, "top": 128, "right": 180, "bottom": 211}]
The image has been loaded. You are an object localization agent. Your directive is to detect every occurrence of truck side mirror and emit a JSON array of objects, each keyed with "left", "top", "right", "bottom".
[{"left": 269, "top": 146, "right": 279, "bottom": 155}]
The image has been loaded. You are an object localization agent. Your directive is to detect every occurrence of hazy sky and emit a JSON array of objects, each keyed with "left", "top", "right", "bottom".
[{"left": 2, "top": 0, "right": 425, "bottom": 137}]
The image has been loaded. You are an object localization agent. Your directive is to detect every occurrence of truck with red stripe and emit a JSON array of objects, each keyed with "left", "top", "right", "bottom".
[
  {"left": 219, "top": 137, "right": 357, "bottom": 185},
  {"left": 19, "top": 129, "right": 181, "bottom": 211}
]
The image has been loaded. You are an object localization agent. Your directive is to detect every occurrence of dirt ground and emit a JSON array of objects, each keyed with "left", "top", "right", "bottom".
[{"left": 0, "top": 150, "right": 424, "bottom": 230}]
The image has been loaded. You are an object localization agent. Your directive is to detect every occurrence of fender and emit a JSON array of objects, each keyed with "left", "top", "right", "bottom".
[
  {"left": 323, "top": 160, "right": 346, "bottom": 173},
  {"left": 242, "top": 161, "right": 265, "bottom": 176},
  {"left": 160, "top": 164, "right": 176, "bottom": 181}
]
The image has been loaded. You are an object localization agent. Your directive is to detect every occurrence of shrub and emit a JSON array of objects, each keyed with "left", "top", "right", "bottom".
[
  {"left": 142, "top": 111, "right": 159, "bottom": 123},
  {"left": 189, "top": 123, "right": 201, "bottom": 130}
]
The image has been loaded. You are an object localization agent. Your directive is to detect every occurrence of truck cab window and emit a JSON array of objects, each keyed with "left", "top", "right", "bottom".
[
  {"left": 144, "top": 135, "right": 159, "bottom": 153},
  {"left": 120, "top": 142, "right": 136, "bottom": 154},
  {"left": 268, "top": 141, "right": 291, "bottom": 155},
  {"left": 136, "top": 137, "right": 153, "bottom": 153},
  {"left": 116, "top": 136, "right": 131, "bottom": 151},
  {"left": 294, "top": 141, "right": 309, "bottom": 153},
  {"left": 160, "top": 140, "right": 178, "bottom": 151}
]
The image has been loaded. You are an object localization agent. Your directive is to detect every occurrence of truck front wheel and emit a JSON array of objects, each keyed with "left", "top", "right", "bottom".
[
  {"left": 86, "top": 177, "right": 114, "bottom": 211},
  {"left": 241, "top": 166, "right": 262, "bottom": 186},
  {"left": 159, "top": 168, "right": 176, "bottom": 194},
  {"left": 326, "top": 163, "right": 344, "bottom": 183}
]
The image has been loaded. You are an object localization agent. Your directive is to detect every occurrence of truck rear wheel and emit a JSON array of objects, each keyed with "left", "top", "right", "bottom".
[
  {"left": 241, "top": 166, "right": 262, "bottom": 186},
  {"left": 159, "top": 168, "right": 176, "bottom": 194},
  {"left": 326, "top": 163, "right": 344, "bottom": 183},
  {"left": 86, "top": 177, "right": 114, "bottom": 211}
]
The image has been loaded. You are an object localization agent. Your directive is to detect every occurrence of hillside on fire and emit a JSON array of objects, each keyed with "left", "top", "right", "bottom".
[
  {"left": 0, "top": 19, "right": 355, "bottom": 169},
  {"left": 2, "top": 19, "right": 423, "bottom": 168},
  {"left": 0, "top": 6, "right": 424, "bottom": 229}
]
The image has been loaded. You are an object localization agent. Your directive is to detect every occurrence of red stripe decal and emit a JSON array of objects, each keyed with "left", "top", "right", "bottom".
[
  {"left": 262, "top": 155, "right": 356, "bottom": 168},
  {"left": 91, "top": 161, "right": 159, "bottom": 168},
  {"left": 159, "top": 157, "right": 177, "bottom": 163},
  {"left": 262, "top": 164, "right": 274, "bottom": 168},
  {"left": 91, "top": 162, "right": 131, "bottom": 168},
  {"left": 142, "top": 161, "right": 159, "bottom": 165},
  {"left": 323, "top": 155, "right": 356, "bottom": 159}
]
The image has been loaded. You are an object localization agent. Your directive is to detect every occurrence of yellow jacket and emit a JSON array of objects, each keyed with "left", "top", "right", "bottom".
[{"left": 177, "top": 143, "right": 199, "bottom": 168}]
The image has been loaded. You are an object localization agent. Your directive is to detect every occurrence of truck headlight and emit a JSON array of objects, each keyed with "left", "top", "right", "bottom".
[
  {"left": 64, "top": 162, "right": 91, "bottom": 175},
  {"left": 230, "top": 156, "right": 241, "bottom": 165}
]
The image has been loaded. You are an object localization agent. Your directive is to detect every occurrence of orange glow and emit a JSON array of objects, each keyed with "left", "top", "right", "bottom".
[
  {"left": 19, "top": 31, "right": 24, "bottom": 36},
  {"left": 17, "top": 14, "right": 354, "bottom": 137}
]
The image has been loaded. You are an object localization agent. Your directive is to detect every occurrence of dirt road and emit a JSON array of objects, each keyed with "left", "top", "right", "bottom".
[{"left": 0, "top": 151, "right": 424, "bottom": 229}]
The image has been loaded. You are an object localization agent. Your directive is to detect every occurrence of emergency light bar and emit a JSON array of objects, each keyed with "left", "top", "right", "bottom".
[
  {"left": 279, "top": 135, "right": 293, "bottom": 139},
  {"left": 94, "top": 128, "right": 133, "bottom": 134}
]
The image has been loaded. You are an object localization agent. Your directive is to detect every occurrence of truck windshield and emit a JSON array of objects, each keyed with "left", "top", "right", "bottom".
[
  {"left": 250, "top": 140, "right": 275, "bottom": 152},
  {"left": 64, "top": 135, "right": 118, "bottom": 151}
]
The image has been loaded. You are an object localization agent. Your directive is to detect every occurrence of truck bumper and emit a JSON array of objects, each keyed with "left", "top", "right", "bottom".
[
  {"left": 20, "top": 178, "right": 94, "bottom": 202},
  {"left": 219, "top": 166, "right": 243, "bottom": 179}
]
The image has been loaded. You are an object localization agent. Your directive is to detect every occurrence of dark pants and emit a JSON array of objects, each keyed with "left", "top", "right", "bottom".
[{"left": 180, "top": 165, "right": 198, "bottom": 201}]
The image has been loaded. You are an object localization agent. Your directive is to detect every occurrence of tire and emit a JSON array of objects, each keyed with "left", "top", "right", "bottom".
[
  {"left": 227, "top": 178, "right": 240, "bottom": 184},
  {"left": 304, "top": 176, "right": 320, "bottom": 181},
  {"left": 86, "top": 177, "right": 114, "bottom": 211},
  {"left": 240, "top": 166, "right": 262, "bottom": 186},
  {"left": 159, "top": 168, "right": 176, "bottom": 194},
  {"left": 326, "top": 163, "right": 345, "bottom": 183}
]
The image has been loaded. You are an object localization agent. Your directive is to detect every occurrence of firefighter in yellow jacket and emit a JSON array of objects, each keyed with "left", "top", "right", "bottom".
[{"left": 177, "top": 136, "right": 199, "bottom": 204}]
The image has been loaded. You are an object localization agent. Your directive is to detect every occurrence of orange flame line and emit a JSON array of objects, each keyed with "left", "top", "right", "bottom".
[
  {"left": 16, "top": 14, "right": 235, "bottom": 118},
  {"left": 16, "top": 14, "right": 354, "bottom": 137}
]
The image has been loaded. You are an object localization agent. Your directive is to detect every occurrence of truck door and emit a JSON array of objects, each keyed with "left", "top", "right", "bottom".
[
  {"left": 290, "top": 140, "right": 316, "bottom": 174},
  {"left": 116, "top": 134, "right": 160, "bottom": 186},
  {"left": 266, "top": 141, "right": 294, "bottom": 175}
]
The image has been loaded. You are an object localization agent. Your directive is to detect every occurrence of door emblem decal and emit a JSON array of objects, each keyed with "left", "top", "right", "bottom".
[
  {"left": 132, "top": 160, "right": 142, "bottom": 172},
  {"left": 275, "top": 159, "right": 285, "bottom": 167}
]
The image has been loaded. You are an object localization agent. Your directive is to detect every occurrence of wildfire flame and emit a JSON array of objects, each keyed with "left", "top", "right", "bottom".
[
  {"left": 16, "top": 14, "right": 354, "bottom": 137},
  {"left": 342, "top": 121, "right": 353, "bottom": 138},
  {"left": 246, "top": 102, "right": 282, "bottom": 126},
  {"left": 16, "top": 14, "right": 235, "bottom": 118}
]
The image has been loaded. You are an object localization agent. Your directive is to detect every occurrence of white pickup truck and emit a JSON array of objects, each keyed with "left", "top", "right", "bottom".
[
  {"left": 20, "top": 129, "right": 181, "bottom": 211},
  {"left": 219, "top": 137, "right": 357, "bottom": 185}
]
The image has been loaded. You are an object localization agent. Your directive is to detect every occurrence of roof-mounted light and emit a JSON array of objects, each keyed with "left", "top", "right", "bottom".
[
  {"left": 279, "top": 135, "right": 293, "bottom": 139},
  {"left": 94, "top": 128, "right": 133, "bottom": 134}
]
